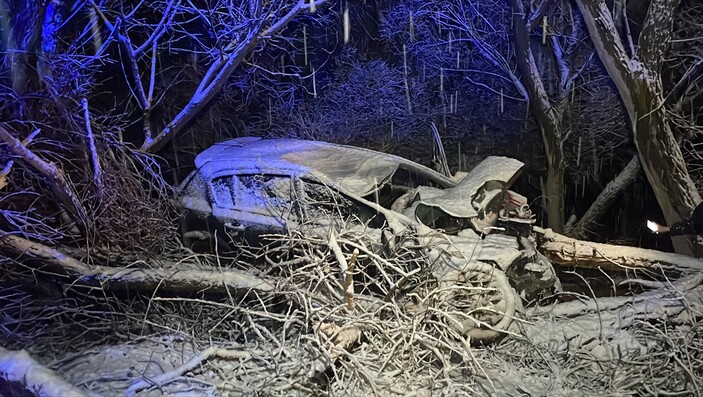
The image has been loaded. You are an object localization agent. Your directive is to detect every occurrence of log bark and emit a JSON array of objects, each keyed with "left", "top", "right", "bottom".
[
  {"left": 0, "top": 233, "right": 275, "bottom": 294},
  {"left": 536, "top": 227, "right": 703, "bottom": 272}
]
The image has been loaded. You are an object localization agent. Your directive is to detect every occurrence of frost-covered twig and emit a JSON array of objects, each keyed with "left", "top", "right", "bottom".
[
  {"left": 126, "top": 346, "right": 252, "bottom": 396},
  {"left": 81, "top": 98, "right": 103, "bottom": 195}
]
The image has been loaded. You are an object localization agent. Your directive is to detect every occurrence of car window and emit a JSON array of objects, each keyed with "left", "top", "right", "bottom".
[
  {"left": 299, "top": 179, "right": 355, "bottom": 220},
  {"left": 210, "top": 174, "right": 297, "bottom": 219},
  {"left": 211, "top": 176, "right": 235, "bottom": 208},
  {"left": 300, "top": 178, "right": 385, "bottom": 228}
]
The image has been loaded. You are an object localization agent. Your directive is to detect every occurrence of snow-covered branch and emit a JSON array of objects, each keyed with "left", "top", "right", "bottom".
[
  {"left": 0, "top": 347, "right": 89, "bottom": 397},
  {"left": 81, "top": 98, "right": 103, "bottom": 196},
  {"left": 438, "top": 3, "right": 529, "bottom": 102},
  {"left": 141, "top": 0, "right": 326, "bottom": 153},
  {"left": 0, "top": 233, "right": 277, "bottom": 294},
  {"left": 537, "top": 227, "right": 703, "bottom": 272},
  {"left": 574, "top": 1, "right": 632, "bottom": 99},
  {"left": 0, "top": 125, "right": 88, "bottom": 234},
  {"left": 565, "top": 155, "right": 641, "bottom": 239}
]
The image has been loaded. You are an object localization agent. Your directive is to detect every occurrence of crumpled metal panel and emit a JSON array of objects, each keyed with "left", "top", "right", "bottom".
[
  {"left": 413, "top": 156, "right": 524, "bottom": 219},
  {"left": 283, "top": 146, "right": 399, "bottom": 197},
  {"left": 191, "top": 138, "right": 453, "bottom": 198}
]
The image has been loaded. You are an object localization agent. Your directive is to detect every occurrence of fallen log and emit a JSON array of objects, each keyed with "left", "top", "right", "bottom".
[
  {"left": 535, "top": 227, "right": 703, "bottom": 272},
  {"left": 514, "top": 271, "right": 703, "bottom": 364},
  {"left": 0, "top": 346, "right": 90, "bottom": 397},
  {"left": 0, "top": 233, "right": 276, "bottom": 294}
]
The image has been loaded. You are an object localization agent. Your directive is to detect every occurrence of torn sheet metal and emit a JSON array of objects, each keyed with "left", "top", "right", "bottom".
[{"left": 413, "top": 156, "right": 525, "bottom": 219}]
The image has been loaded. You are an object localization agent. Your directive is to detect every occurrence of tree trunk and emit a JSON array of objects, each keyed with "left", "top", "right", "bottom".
[
  {"left": 630, "top": 79, "right": 701, "bottom": 254},
  {"left": 535, "top": 227, "right": 703, "bottom": 273},
  {"left": 510, "top": 0, "right": 566, "bottom": 232},
  {"left": 544, "top": 152, "right": 565, "bottom": 232},
  {"left": 566, "top": 155, "right": 641, "bottom": 239},
  {"left": 575, "top": 0, "right": 701, "bottom": 255}
]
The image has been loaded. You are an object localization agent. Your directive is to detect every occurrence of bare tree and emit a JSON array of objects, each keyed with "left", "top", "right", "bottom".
[
  {"left": 439, "top": 0, "right": 600, "bottom": 233},
  {"left": 89, "top": 0, "right": 325, "bottom": 153},
  {"left": 381, "top": 0, "right": 638, "bottom": 235},
  {"left": 576, "top": 0, "right": 702, "bottom": 255},
  {"left": 507, "top": 0, "right": 577, "bottom": 232}
]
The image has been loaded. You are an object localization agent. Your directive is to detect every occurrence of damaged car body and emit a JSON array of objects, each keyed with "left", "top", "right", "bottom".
[{"left": 178, "top": 137, "right": 557, "bottom": 342}]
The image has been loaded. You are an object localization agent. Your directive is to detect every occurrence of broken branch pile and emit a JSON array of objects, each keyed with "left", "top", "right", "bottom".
[{"left": 0, "top": 223, "right": 701, "bottom": 395}]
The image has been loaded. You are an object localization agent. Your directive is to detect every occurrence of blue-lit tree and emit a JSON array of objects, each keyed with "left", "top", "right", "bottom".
[
  {"left": 89, "top": 0, "right": 326, "bottom": 153},
  {"left": 0, "top": 0, "right": 328, "bottom": 253}
]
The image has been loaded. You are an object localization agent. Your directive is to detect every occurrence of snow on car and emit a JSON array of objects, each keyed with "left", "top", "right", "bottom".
[{"left": 178, "top": 137, "right": 556, "bottom": 342}]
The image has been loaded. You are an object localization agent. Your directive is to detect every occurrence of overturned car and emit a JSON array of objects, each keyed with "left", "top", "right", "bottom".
[{"left": 178, "top": 137, "right": 556, "bottom": 342}]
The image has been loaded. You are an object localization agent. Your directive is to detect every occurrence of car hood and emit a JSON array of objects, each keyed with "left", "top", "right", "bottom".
[
  {"left": 412, "top": 156, "right": 524, "bottom": 218},
  {"left": 192, "top": 138, "right": 455, "bottom": 197}
]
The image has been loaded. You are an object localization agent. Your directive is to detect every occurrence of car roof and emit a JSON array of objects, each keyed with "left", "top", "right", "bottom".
[{"left": 192, "top": 137, "right": 456, "bottom": 196}]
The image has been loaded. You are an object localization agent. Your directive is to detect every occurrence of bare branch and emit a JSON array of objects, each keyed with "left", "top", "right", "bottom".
[
  {"left": 132, "top": 0, "right": 180, "bottom": 57},
  {"left": 0, "top": 347, "right": 90, "bottom": 397},
  {"left": 81, "top": 97, "right": 103, "bottom": 195},
  {"left": 90, "top": 0, "right": 153, "bottom": 141},
  {"left": 0, "top": 125, "right": 87, "bottom": 234},
  {"left": 0, "top": 233, "right": 276, "bottom": 294},
  {"left": 575, "top": 0, "right": 633, "bottom": 96},
  {"left": 438, "top": 3, "right": 529, "bottom": 101},
  {"left": 537, "top": 227, "right": 703, "bottom": 272},
  {"left": 566, "top": 155, "right": 640, "bottom": 239},
  {"left": 550, "top": 35, "right": 570, "bottom": 92},
  {"left": 666, "top": 57, "right": 703, "bottom": 107},
  {"left": 141, "top": 0, "right": 327, "bottom": 153},
  {"left": 115, "top": 21, "right": 150, "bottom": 111}
]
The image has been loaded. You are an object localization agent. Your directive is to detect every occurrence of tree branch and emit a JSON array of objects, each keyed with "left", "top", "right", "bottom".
[
  {"left": 666, "top": 57, "right": 703, "bottom": 107},
  {"left": 550, "top": 35, "right": 570, "bottom": 93},
  {"left": 565, "top": 154, "right": 640, "bottom": 239},
  {"left": 0, "top": 125, "right": 87, "bottom": 234},
  {"left": 574, "top": 0, "right": 633, "bottom": 98},
  {"left": 141, "top": 0, "right": 326, "bottom": 153},
  {"left": 439, "top": 4, "right": 529, "bottom": 101},
  {"left": 132, "top": 0, "right": 180, "bottom": 57},
  {"left": 91, "top": 1, "right": 153, "bottom": 141},
  {"left": 81, "top": 97, "right": 103, "bottom": 196},
  {"left": 0, "top": 347, "right": 89, "bottom": 397},
  {"left": 0, "top": 233, "right": 276, "bottom": 294},
  {"left": 536, "top": 227, "right": 703, "bottom": 272}
]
